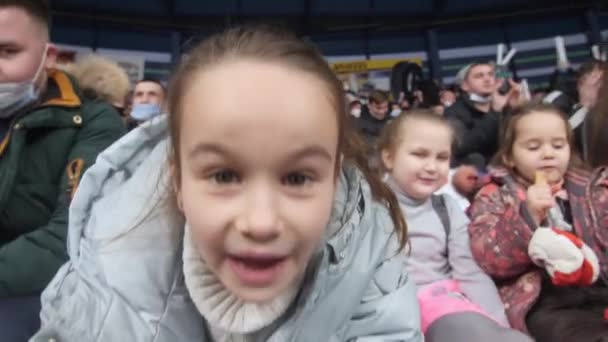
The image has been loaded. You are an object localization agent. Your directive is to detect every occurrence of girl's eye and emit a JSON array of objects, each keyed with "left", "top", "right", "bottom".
[
  {"left": 437, "top": 155, "right": 450, "bottom": 161},
  {"left": 0, "top": 48, "right": 18, "bottom": 58},
  {"left": 527, "top": 145, "right": 540, "bottom": 151},
  {"left": 283, "top": 172, "right": 311, "bottom": 186},
  {"left": 210, "top": 169, "right": 240, "bottom": 184}
]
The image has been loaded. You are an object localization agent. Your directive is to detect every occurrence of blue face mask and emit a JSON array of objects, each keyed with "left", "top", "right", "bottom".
[
  {"left": 0, "top": 45, "right": 48, "bottom": 119},
  {"left": 390, "top": 109, "right": 402, "bottom": 117},
  {"left": 130, "top": 103, "right": 162, "bottom": 122}
]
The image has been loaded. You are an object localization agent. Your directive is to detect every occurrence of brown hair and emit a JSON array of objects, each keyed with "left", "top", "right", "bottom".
[
  {"left": 377, "top": 109, "right": 455, "bottom": 172},
  {"left": 167, "top": 26, "right": 408, "bottom": 251},
  {"left": 492, "top": 103, "right": 585, "bottom": 169},
  {"left": 0, "top": 0, "right": 50, "bottom": 35},
  {"left": 587, "top": 69, "right": 608, "bottom": 167},
  {"left": 369, "top": 90, "right": 389, "bottom": 105},
  {"left": 577, "top": 60, "right": 607, "bottom": 82}
]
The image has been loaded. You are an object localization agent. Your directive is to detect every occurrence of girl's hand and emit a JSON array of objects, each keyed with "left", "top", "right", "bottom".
[{"left": 526, "top": 183, "right": 554, "bottom": 226}]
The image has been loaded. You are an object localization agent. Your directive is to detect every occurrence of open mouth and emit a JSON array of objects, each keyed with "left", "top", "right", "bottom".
[{"left": 227, "top": 255, "right": 288, "bottom": 287}]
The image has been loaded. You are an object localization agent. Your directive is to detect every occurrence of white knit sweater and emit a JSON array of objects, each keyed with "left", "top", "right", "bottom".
[{"left": 182, "top": 225, "right": 301, "bottom": 341}]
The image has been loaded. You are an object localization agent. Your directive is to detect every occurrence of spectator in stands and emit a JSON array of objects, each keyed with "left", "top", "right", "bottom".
[
  {"left": 66, "top": 54, "right": 131, "bottom": 119},
  {"left": 348, "top": 99, "right": 362, "bottom": 117},
  {"left": 439, "top": 85, "right": 457, "bottom": 108},
  {"left": 585, "top": 67, "right": 608, "bottom": 167},
  {"left": 437, "top": 154, "right": 487, "bottom": 211},
  {"left": 571, "top": 60, "right": 606, "bottom": 157},
  {"left": 445, "top": 62, "right": 522, "bottom": 167},
  {"left": 128, "top": 78, "right": 166, "bottom": 128},
  {"left": 576, "top": 60, "right": 604, "bottom": 110},
  {"left": 0, "top": 0, "right": 125, "bottom": 340},
  {"left": 469, "top": 104, "right": 608, "bottom": 341},
  {"left": 33, "top": 26, "right": 422, "bottom": 342},
  {"left": 355, "top": 89, "right": 390, "bottom": 142}
]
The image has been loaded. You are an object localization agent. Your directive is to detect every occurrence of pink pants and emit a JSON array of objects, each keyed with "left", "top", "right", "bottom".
[{"left": 418, "top": 279, "right": 499, "bottom": 333}]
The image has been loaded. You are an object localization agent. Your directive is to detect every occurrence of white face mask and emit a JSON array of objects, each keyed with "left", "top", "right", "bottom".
[
  {"left": 350, "top": 108, "right": 361, "bottom": 117},
  {"left": 468, "top": 93, "right": 492, "bottom": 104},
  {"left": 0, "top": 45, "right": 48, "bottom": 118}
]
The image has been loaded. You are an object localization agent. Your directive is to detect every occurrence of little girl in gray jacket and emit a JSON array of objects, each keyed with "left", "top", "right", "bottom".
[{"left": 378, "top": 110, "right": 532, "bottom": 342}]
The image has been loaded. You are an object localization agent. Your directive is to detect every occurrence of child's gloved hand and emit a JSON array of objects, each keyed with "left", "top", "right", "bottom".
[{"left": 528, "top": 227, "right": 600, "bottom": 287}]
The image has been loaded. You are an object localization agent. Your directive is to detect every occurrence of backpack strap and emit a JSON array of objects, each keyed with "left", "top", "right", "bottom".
[{"left": 431, "top": 194, "right": 451, "bottom": 237}]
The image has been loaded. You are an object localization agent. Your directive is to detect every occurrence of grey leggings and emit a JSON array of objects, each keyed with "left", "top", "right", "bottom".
[{"left": 426, "top": 312, "right": 533, "bottom": 342}]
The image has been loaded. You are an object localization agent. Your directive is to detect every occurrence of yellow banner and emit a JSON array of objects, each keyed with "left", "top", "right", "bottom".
[{"left": 330, "top": 58, "right": 422, "bottom": 74}]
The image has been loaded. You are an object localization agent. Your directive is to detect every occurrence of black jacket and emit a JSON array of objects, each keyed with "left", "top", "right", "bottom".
[
  {"left": 354, "top": 105, "right": 391, "bottom": 144},
  {"left": 444, "top": 97, "right": 501, "bottom": 167}
]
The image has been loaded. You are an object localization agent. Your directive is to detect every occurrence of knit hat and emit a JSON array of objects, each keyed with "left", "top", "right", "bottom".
[
  {"left": 455, "top": 64, "right": 474, "bottom": 86},
  {"left": 455, "top": 61, "right": 495, "bottom": 86}
]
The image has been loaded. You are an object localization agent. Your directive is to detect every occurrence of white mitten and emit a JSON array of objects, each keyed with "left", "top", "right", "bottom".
[{"left": 528, "top": 227, "right": 599, "bottom": 286}]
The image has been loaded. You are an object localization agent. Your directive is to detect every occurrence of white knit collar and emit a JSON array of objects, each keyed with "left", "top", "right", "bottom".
[{"left": 182, "top": 225, "right": 301, "bottom": 335}]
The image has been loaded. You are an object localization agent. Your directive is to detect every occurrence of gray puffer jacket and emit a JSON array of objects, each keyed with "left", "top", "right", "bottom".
[{"left": 30, "top": 116, "right": 422, "bottom": 342}]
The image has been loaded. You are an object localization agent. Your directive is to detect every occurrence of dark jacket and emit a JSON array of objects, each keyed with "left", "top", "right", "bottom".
[
  {"left": 444, "top": 97, "right": 501, "bottom": 167},
  {"left": 0, "top": 69, "right": 126, "bottom": 296},
  {"left": 468, "top": 167, "right": 608, "bottom": 332},
  {"left": 354, "top": 105, "right": 390, "bottom": 144}
]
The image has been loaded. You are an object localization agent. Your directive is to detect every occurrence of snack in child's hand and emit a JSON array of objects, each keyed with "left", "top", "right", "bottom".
[{"left": 535, "top": 171, "right": 547, "bottom": 186}]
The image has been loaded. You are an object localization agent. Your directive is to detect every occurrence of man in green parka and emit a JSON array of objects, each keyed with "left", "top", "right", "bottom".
[{"left": 0, "top": 0, "right": 126, "bottom": 339}]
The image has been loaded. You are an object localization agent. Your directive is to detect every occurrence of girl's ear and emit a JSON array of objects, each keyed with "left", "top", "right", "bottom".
[{"left": 381, "top": 149, "right": 394, "bottom": 172}]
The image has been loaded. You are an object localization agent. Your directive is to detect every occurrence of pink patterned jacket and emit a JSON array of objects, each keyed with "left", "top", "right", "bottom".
[{"left": 468, "top": 167, "right": 608, "bottom": 333}]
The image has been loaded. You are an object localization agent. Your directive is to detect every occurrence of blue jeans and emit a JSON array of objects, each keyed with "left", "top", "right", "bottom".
[{"left": 0, "top": 295, "right": 41, "bottom": 342}]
